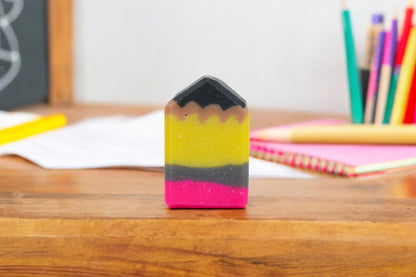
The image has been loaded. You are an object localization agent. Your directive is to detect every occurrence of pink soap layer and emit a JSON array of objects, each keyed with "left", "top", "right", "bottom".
[{"left": 165, "top": 180, "right": 248, "bottom": 208}]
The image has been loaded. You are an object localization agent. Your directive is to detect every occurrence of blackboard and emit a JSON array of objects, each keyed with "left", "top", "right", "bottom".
[{"left": 0, "top": 0, "right": 48, "bottom": 109}]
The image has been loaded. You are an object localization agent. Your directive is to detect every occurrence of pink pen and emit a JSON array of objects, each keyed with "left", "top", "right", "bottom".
[
  {"left": 374, "top": 31, "right": 393, "bottom": 124},
  {"left": 364, "top": 31, "right": 386, "bottom": 124}
]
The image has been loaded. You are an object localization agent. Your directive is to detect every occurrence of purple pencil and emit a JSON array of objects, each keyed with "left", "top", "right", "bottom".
[
  {"left": 364, "top": 31, "right": 386, "bottom": 124},
  {"left": 375, "top": 16, "right": 398, "bottom": 124},
  {"left": 361, "top": 14, "right": 384, "bottom": 109}
]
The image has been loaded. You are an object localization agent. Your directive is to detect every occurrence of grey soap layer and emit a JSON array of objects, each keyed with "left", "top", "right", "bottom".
[{"left": 165, "top": 164, "right": 249, "bottom": 188}]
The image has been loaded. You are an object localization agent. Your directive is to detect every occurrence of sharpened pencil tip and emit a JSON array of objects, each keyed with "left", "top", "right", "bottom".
[
  {"left": 393, "top": 8, "right": 398, "bottom": 18},
  {"left": 408, "top": 0, "right": 414, "bottom": 7}
]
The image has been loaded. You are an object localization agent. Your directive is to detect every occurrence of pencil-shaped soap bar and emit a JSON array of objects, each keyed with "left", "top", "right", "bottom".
[{"left": 165, "top": 76, "right": 249, "bottom": 208}]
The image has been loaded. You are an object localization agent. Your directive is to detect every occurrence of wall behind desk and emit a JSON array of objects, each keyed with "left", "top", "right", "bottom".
[{"left": 74, "top": 0, "right": 406, "bottom": 114}]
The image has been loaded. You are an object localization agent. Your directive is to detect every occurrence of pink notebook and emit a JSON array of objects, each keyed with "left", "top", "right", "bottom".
[{"left": 250, "top": 119, "right": 416, "bottom": 177}]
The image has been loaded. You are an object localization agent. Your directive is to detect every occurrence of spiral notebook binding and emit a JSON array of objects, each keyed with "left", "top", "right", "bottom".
[{"left": 250, "top": 147, "right": 355, "bottom": 177}]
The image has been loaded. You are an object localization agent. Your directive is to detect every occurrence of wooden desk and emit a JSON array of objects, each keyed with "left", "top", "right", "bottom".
[{"left": 1, "top": 104, "right": 415, "bottom": 276}]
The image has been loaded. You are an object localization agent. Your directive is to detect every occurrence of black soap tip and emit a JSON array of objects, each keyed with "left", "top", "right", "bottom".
[{"left": 172, "top": 76, "right": 246, "bottom": 110}]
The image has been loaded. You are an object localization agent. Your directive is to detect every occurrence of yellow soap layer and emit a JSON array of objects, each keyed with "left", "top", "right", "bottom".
[{"left": 165, "top": 113, "right": 249, "bottom": 167}]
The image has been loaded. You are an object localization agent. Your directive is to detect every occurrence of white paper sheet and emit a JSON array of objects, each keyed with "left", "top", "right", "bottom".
[
  {"left": 0, "top": 111, "right": 39, "bottom": 129},
  {"left": 0, "top": 110, "right": 313, "bottom": 179}
]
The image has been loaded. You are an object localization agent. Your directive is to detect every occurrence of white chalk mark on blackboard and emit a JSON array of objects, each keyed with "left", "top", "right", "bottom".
[{"left": 0, "top": 0, "right": 23, "bottom": 94}]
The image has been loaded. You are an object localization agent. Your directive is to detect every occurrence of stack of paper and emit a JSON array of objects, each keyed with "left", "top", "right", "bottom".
[{"left": 0, "top": 110, "right": 313, "bottom": 179}]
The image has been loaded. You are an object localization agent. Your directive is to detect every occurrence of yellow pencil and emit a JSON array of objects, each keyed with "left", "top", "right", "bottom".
[
  {"left": 254, "top": 124, "right": 416, "bottom": 145},
  {"left": 390, "top": 26, "right": 416, "bottom": 124},
  {"left": 0, "top": 114, "right": 67, "bottom": 145}
]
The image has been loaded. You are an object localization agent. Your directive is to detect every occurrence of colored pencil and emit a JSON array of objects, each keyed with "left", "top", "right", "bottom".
[
  {"left": 360, "top": 14, "right": 384, "bottom": 109},
  {"left": 375, "top": 16, "right": 398, "bottom": 124},
  {"left": 382, "top": 16, "right": 399, "bottom": 124},
  {"left": 386, "top": 0, "right": 414, "bottom": 123},
  {"left": 390, "top": 27, "right": 416, "bottom": 124},
  {"left": 0, "top": 114, "right": 67, "bottom": 145},
  {"left": 395, "top": 0, "right": 414, "bottom": 68},
  {"left": 341, "top": 1, "right": 364, "bottom": 124},
  {"left": 410, "top": 62, "right": 416, "bottom": 123},
  {"left": 253, "top": 124, "right": 416, "bottom": 145},
  {"left": 384, "top": 69, "right": 400, "bottom": 123},
  {"left": 404, "top": 61, "right": 416, "bottom": 123},
  {"left": 364, "top": 31, "right": 385, "bottom": 124}
]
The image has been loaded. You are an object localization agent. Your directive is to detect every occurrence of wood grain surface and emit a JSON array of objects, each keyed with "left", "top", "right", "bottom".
[{"left": 1, "top": 104, "right": 416, "bottom": 276}]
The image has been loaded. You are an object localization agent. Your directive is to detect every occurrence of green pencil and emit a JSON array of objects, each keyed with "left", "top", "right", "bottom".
[
  {"left": 383, "top": 69, "right": 399, "bottom": 123},
  {"left": 341, "top": 1, "right": 364, "bottom": 124}
]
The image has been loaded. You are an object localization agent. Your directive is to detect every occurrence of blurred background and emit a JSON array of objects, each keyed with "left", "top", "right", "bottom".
[
  {"left": 0, "top": 0, "right": 412, "bottom": 114},
  {"left": 74, "top": 0, "right": 409, "bottom": 114}
]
